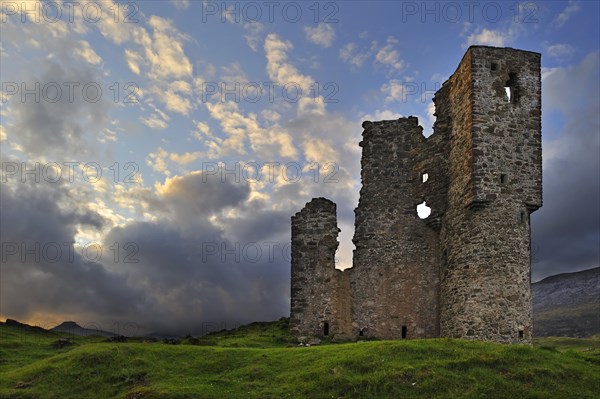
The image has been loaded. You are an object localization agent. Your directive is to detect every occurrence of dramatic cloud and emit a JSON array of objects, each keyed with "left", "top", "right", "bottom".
[
  {"left": 0, "top": 178, "right": 147, "bottom": 327},
  {"left": 0, "top": 169, "right": 291, "bottom": 334},
  {"left": 104, "top": 171, "right": 291, "bottom": 333},
  {"left": 531, "top": 51, "right": 600, "bottom": 281},
  {"left": 1, "top": 0, "right": 596, "bottom": 334}
]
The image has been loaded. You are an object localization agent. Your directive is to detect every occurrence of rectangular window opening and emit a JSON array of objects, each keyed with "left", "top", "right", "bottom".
[
  {"left": 505, "top": 73, "right": 518, "bottom": 103},
  {"left": 422, "top": 173, "right": 429, "bottom": 183},
  {"left": 500, "top": 174, "right": 508, "bottom": 184},
  {"left": 504, "top": 86, "right": 511, "bottom": 102},
  {"left": 518, "top": 330, "right": 524, "bottom": 339},
  {"left": 401, "top": 325, "right": 407, "bottom": 339},
  {"left": 323, "top": 322, "right": 329, "bottom": 336}
]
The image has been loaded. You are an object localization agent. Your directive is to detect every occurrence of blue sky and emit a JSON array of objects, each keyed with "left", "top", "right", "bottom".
[{"left": 1, "top": 0, "right": 598, "bottom": 334}]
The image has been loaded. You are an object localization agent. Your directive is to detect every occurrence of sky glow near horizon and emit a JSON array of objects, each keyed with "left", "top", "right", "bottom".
[{"left": 0, "top": 0, "right": 598, "bottom": 334}]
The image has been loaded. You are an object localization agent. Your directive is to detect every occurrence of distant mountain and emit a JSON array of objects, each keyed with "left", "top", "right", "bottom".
[
  {"left": 2, "top": 319, "right": 51, "bottom": 334},
  {"left": 532, "top": 267, "right": 600, "bottom": 337},
  {"left": 50, "top": 321, "right": 117, "bottom": 337}
]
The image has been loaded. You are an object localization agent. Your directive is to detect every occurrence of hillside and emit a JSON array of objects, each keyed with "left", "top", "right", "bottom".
[
  {"left": 1, "top": 319, "right": 599, "bottom": 399},
  {"left": 50, "top": 321, "right": 117, "bottom": 337},
  {"left": 532, "top": 267, "right": 600, "bottom": 337}
]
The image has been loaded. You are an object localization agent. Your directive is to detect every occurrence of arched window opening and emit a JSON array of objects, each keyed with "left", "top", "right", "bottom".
[{"left": 417, "top": 201, "right": 431, "bottom": 219}]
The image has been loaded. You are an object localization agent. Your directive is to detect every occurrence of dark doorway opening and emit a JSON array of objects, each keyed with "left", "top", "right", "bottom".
[
  {"left": 518, "top": 330, "right": 524, "bottom": 339},
  {"left": 323, "top": 322, "right": 329, "bottom": 336},
  {"left": 401, "top": 326, "right": 407, "bottom": 339}
]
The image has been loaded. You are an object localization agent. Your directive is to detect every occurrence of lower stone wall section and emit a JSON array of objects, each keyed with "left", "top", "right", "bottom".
[{"left": 290, "top": 198, "right": 352, "bottom": 338}]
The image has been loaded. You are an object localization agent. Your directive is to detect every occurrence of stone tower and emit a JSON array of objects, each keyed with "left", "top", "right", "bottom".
[
  {"left": 289, "top": 46, "right": 542, "bottom": 344},
  {"left": 436, "top": 46, "right": 542, "bottom": 342},
  {"left": 290, "top": 198, "right": 352, "bottom": 338}
]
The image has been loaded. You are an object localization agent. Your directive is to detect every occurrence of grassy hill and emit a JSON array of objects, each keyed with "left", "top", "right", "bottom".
[
  {"left": 1, "top": 319, "right": 599, "bottom": 399},
  {"left": 534, "top": 302, "right": 600, "bottom": 338},
  {"left": 532, "top": 267, "right": 600, "bottom": 338}
]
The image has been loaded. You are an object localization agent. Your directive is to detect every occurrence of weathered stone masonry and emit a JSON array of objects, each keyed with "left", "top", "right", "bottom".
[{"left": 290, "top": 46, "right": 542, "bottom": 343}]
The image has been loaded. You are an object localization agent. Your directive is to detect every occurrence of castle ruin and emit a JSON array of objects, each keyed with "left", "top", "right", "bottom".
[{"left": 290, "top": 46, "right": 542, "bottom": 344}]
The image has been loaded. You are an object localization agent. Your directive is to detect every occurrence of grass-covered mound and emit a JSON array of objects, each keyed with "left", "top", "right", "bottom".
[{"left": 1, "top": 319, "right": 598, "bottom": 399}]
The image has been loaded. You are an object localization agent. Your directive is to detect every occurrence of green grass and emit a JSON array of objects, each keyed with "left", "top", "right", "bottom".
[
  {"left": 0, "top": 323, "right": 105, "bottom": 373},
  {"left": 534, "top": 335, "right": 600, "bottom": 352},
  {"left": 181, "top": 318, "right": 294, "bottom": 348},
  {"left": 533, "top": 303, "right": 600, "bottom": 338},
  {"left": 1, "top": 319, "right": 599, "bottom": 399}
]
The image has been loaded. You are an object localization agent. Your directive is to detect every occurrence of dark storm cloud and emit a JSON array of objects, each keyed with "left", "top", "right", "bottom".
[
  {"left": 220, "top": 199, "right": 292, "bottom": 243},
  {"left": 157, "top": 171, "right": 250, "bottom": 229},
  {"left": 0, "top": 181, "right": 150, "bottom": 323},
  {"left": 531, "top": 52, "right": 600, "bottom": 281},
  {"left": 1, "top": 171, "right": 290, "bottom": 335},
  {"left": 105, "top": 219, "right": 290, "bottom": 334},
  {"left": 102, "top": 172, "right": 289, "bottom": 334}
]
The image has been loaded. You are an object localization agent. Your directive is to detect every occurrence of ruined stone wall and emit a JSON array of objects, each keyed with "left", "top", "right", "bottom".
[
  {"left": 439, "top": 47, "right": 542, "bottom": 343},
  {"left": 290, "top": 46, "right": 542, "bottom": 344},
  {"left": 290, "top": 198, "right": 351, "bottom": 338},
  {"left": 350, "top": 118, "right": 440, "bottom": 339},
  {"left": 414, "top": 81, "right": 452, "bottom": 227}
]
